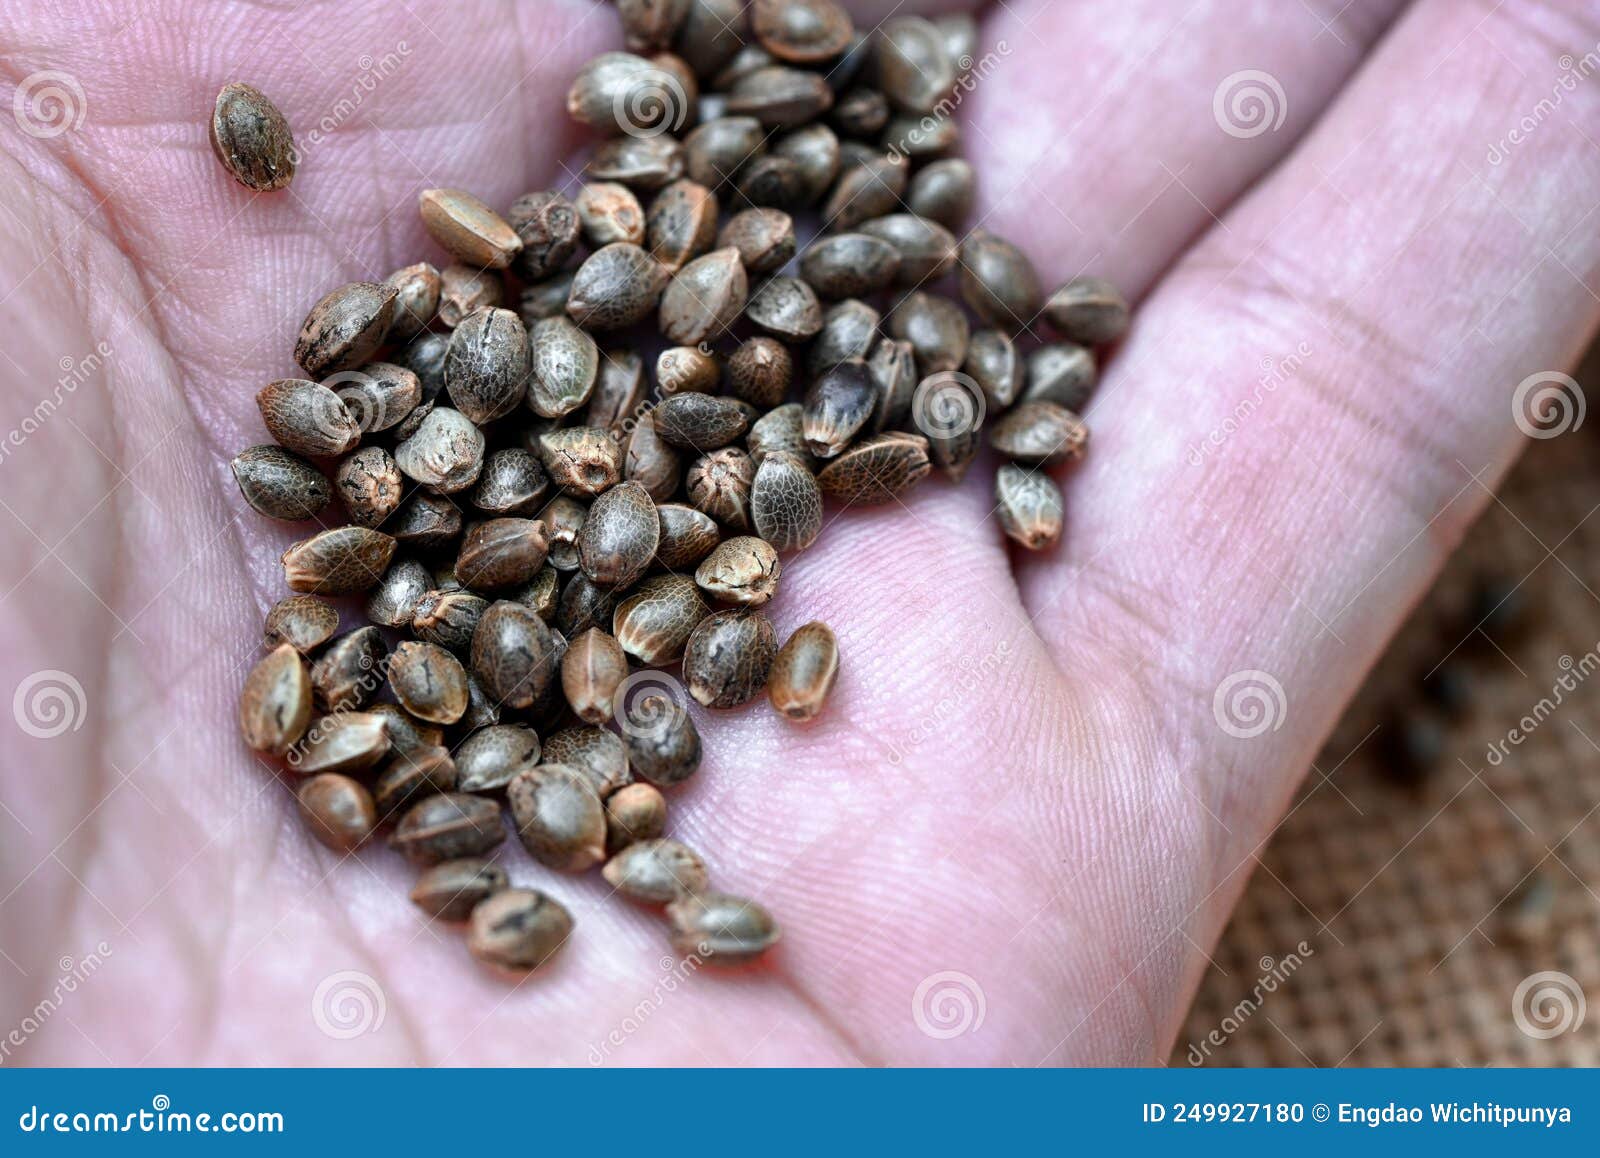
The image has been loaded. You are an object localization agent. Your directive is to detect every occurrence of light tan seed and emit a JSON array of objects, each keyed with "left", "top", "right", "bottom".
[
  {"left": 995, "top": 463, "right": 1063, "bottom": 551},
  {"left": 666, "top": 891, "right": 780, "bottom": 962},
  {"left": 606, "top": 782, "right": 668, "bottom": 854},
  {"left": 280, "top": 527, "right": 396, "bottom": 594},
  {"left": 604, "top": 838, "right": 709, "bottom": 904},
  {"left": 419, "top": 188, "right": 522, "bottom": 269},
  {"left": 466, "top": 888, "right": 573, "bottom": 971},
  {"left": 768, "top": 621, "right": 839, "bottom": 721},
  {"left": 562, "top": 628, "right": 629, "bottom": 725},
  {"left": 292, "top": 712, "right": 391, "bottom": 777},
  {"left": 239, "top": 644, "right": 312, "bottom": 756},
  {"left": 297, "top": 773, "right": 377, "bottom": 852},
  {"left": 695, "top": 536, "right": 780, "bottom": 606}
]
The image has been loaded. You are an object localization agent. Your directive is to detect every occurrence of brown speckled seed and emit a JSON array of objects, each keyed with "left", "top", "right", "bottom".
[
  {"left": 768, "top": 621, "right": 839, "bottom": 721},
  {"left": 294, "top": 282, "right": 397, "bottom": 378},
  {"left": 682, "top": 608, "right": 776, "bottom": 708},
  {"left": 750, "top": 451, "right": 822, "bottom": 552},
  {"left": 507, "top": 764, "right": 607, "bottom": 872},
  {"left": 280, "top": 527, "right": 396, "bottom": 594},
  {"left": 239, "top": 644, "right": 312, "bottom": 756},
  {"left": 210, "top": 82, "right": 296, "bottom": 191}
]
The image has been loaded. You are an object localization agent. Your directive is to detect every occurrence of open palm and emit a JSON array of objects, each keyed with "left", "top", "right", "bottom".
[{"left": 1, "top": 0, "right": 1595, "bottom": 1064}]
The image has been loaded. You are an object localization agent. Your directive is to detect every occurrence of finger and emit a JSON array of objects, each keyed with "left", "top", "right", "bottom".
[
  {"left": 965, "top": 0, "right": 1410, "bottom": 297},
  {"left": 1026, "top": 0, "right": 1600, "bottom": 1036}
]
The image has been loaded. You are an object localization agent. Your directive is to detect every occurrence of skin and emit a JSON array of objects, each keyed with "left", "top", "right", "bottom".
[{"left": 0, "top": 0, "right": 1596, "bottom": 1064}]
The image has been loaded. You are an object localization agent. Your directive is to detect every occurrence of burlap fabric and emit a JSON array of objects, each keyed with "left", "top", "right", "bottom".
[{"left": 1175, "top": 378, "right": 1600, "bottom": 1067}]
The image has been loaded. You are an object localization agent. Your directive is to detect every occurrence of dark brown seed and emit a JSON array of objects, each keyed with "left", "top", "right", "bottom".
[
  {"left": 391, "top": 493, "right": 463, "bottom": 552},
  {"left": 711, "top": 43, "right": 776, "bottom": 89},
  {"left": 292, "top": 712, "right": 391, "bottom": 777},
  {"left": 256, "top": 378, "right": 360, "bottom": 459},
  {"left": 473, "top": 449, "right": 550, "bottom": 516},
  {"left": 567, "top": 243, "right": 669, "bottom": 331},
  {"left": 542, "top": 497, "right": 589, "bottom": 570},
  {"left": 695, "top": 536, "right": 780, "bottom": 605},
  {"left": 655, "top": 503, "right": 722, "bottom": 569},
  {"left": 384, "top": 263, "right": 441, "bottom": 342},
  {"left": 684, "top": 116, "right": 766, "bottom": 189},
  {"left": 393, "top": 399, "right": 435, "bottom": 444},
  {"left": 820, "top": 153, "right": 906, "bottom": 231},
  {"left": 297, "top": 773, "right": 377, "bottom": 852},
  {"left": 457, "top": 518, "right": 551, "bottom": 591},
  {"left": 455, "top": 724, "right": 542, "bottom": 794},
  {"left": 588, "top": 134, "right": 687, "bottom": 190},
  {"left": 1044, "top": 276, "right": 1130, "bottom": 346},
  {"left": 619, "top": 0, "right": 693, "bottom": 52},
  {"left": 859, "top": 214, "right": 958, "bottom": 285},
  {"left": 750, "top": 451, "right": 822, "bottom": 552},
  {"left": 413, "top": 589, "right": 489, "bottom": 654},
  {"left": 387, "top": 640, "right": 469, "bottom": 725},
  {"left": 619, "top": 693, "right": 702, "bottom": 787},
  {"left": 830, "top": 86, "right": 889, "bottom": 138},
  {"left": 394, "top": 407, "right": 485, "bottom": 493},
  {"left": 393, "top": 333, "right": 449, "bottom": 402},
  {"left": 508, "top": 190, "right": 581, "bottom": 284},
  {"left": 647, "top": 180, "right": 720, "bottom": 272},
  {"left": 410, "top": 858, "right": 510, "bottom": 922},
  {"left": 625, "top": 412, "right": 684, "bottom": 502},
  {"left": 726, "top": 66, "right": 833, "bottom": 128},
  {"left": 556, "top": 573, "right": 619, "bottom": 638},
  {"left": 965, "top": 330, "right": 1024, "bottom": 411},
  {"left": 883, "top": 110, "right": 958, "bottom": 159},
  {"left": 745, "top": 276, "right": 823, "bottom": 340},
  {"left": 420, "top": 188, "right": 522, "bottom": 269},
  {"left": 507, "top": 765, "right": 607, "bottom": 872},
  {"left": 800, "top": 233, "right": 899, "bottom": 299},
  {"left": 675, "top": 0, "right": 748, "bottom": 76},
  {"left": 816, "top": 431, "right": 931, "bottom": 505},
  {"left": 471, "top": 600, "right": 560, "bottom": 710},
  {"left": 366, "top": 556, "right": 435, "bottom": 630},
  {"left": 666, "top": 891, "right": 780, "bottom": 962},
  {"left": 542, "top": 726, "right": 633, "bottom": 797},
  {"left": 514, "top": 565, "right": 562, "bottom": 623},
  {"left": 1023, "top": 343, "right": 1097, "bottom": 410},
  {"left": 887, "top": 290, "right": 969, "bottom": 375},
  {"left": 768, "top": 621, "right": 839, "bottom": 721},
  {"left": 586, "top": 350, "right": 649, "bottom": 435},
  {"left": 368, "top": 706, "right": 446, "bottom": 761},
  {"left": 809, "top": 299, "right": 879, "bottom": 375},
  {"left": 604, "top": 838, "right": 709, "bottom": 904},
  {"left": 231, "top": 445, "right": 332, "bottom": 521},
  {"left": 910, "top": 370, "right": 984, "bottom": 481},
  {"left": 209, "top": 83, "right": 295, "bottom": 192},
  {"left": 437, "top": 264, "right": 505, "bottom": 328},
  {"left": 995, "top": 463, "right": 1063, "bottom": 551},
  {"left": 658, "top": 247, "right": 748, "bottom": 346},
  {"left": 735, "top": 155, "right": 810, "bottom": 211},
  {"left": 905, "top": 158, "right": 975, "bottom": 229},
  {"left": 578, "top": 481, "right": 660, "bottom": 588},
  {"left": 331, "top": 361, "right": 423, "bottom": 435},
  {"left": 567, "top": 52, "right": 691, "bottom": 137},
  {"left": 683, "top": 608, "right": 776, "bottom": 708},
  {"left": 716, "top": 208, "right": 796, "bottom": 273},
  {"left": 391, "top": 792, "right": 506, "bottom": 866},
  {"left": 372, "top": 745, "right": 458, "bottom": 819},
  {"left": 613, "top": 574, "right": 710, "bottom": 664},
  {"left": 294, "top": 282, "right": 396, "bottom": 378},
  {"left": 727, "top": 337, "right": 792, "bottom": 410},
  {"left": 876, "top": 17, "right": 955, "bottom": 113},
  {"left": 467, "top": 888, "right": 573, "bottom": 971},
  {"left": 334, "top": 446, "right": 402, "bottom": 528},
  {"left": 463, "top": 672, "right": 509, "bottom": 731},
  {"left": 802, "top": 359, "right": 876, "bottom": 457},
  {"left": 773, "top": 123, "right": 840, "bottom": 205},
  {"left": 654, "top": 392, "right": 751, "bottom": 451},
  {"left": 264, "top": 594, "right": 339, "bottom": 653},
  {"left": 606, "top": 783, "right": 667, "bottom": 853},
  {"left": 445, "top": 307, "right": 530, "bottom": 424},
  {"left": 281, "top": 527, "right": 396, "bottom": 594},
  {"left": 562, "top": 628, "right": 629, "bottom": 724},
  {"left": 310, "top": 626, "right": 387, "bottom": 712},
  {"left": 960, "top": 230, "right": 1042, "bottom": 331},
  {"left": 746, "top": 403, "right": 817, "bottom": 468},
  {"left": 989, "top": 401, "right": 1088, "bottom": 467},
  {"left": 537, "top": 427, "right": 624, "bottom": 496},
  {"left": 240, "top": 644, "right": 312, "bottom": 756},
  {"left": 686, "top": 446, "right": 755, "bottom": 529},
  {"left": 751, "top": 0, "right": 852, "bottom": 62},
  {"left": 528, "top": 317, "right": 601, "bottom": 419}
]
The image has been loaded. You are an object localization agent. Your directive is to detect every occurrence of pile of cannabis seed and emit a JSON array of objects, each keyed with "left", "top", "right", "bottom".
[{"left": 229, "top": 0, "right": 1128, "bottom": 975}]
